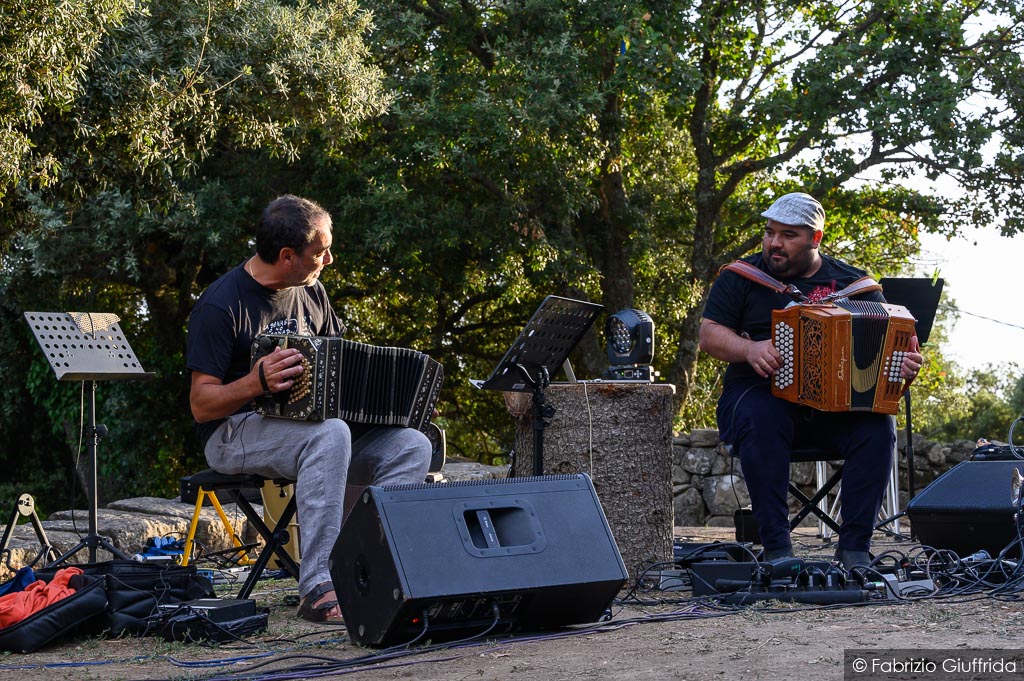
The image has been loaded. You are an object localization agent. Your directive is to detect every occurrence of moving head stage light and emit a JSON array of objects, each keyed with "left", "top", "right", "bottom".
[{"left": 604, "top": 308, "right": 655, "bottom": 381}]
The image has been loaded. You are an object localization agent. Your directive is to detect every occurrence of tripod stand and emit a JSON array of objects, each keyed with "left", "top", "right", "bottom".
[
  {"left": 0, "top": 493, "right": 58, "bottom": 568},
  {"left": 24, "top": 311, "right": 154, "bottom": 565},
  {"left": 474, "top": 296, "right": 603, "bottom": 475}
]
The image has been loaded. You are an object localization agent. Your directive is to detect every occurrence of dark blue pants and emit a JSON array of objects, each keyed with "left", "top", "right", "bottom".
[{"left": 717, "top": 381, "right": 894, "bottom": 552}]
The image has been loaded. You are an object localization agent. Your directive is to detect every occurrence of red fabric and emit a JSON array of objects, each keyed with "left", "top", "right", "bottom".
[{"left": 0, "top": 567, "right": 84, "bottom": 629}]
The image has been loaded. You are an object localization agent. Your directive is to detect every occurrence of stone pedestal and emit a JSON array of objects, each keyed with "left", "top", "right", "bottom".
[{"left": 506, "top": 382, "right": 676, "bottom": 581}]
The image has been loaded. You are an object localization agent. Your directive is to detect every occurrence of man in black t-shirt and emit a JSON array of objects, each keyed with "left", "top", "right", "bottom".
[
  {"left": 699, "top": 193, "right": 923, "bottom": 569},
  {"left": 187, "top": 195, "right": 431, "bottom": 622}
]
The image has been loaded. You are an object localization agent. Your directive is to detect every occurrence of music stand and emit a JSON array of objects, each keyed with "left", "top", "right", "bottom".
[
  {"left": 474, "top": 296, "right": 603, "bottom": 476},
  {"left": 24, "top": 311, "right": 155, "bottom": 564},
  {"left": 879, "top": 278, "right": 944, "bottom": 503}
]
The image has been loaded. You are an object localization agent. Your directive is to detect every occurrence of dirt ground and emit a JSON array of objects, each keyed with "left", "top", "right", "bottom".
[{"left": 3, "top": 526, "right": 1024, "bottom": 681}]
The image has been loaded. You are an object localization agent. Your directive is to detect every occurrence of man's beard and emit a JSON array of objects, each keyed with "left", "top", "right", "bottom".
[{"left": 765, "top": 246, "right": 814, "bottom": 278}]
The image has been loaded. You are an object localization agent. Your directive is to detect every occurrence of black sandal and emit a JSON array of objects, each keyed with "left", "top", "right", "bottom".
[{"left": 297, "top": 581, "right": 343, "bottom": 623}]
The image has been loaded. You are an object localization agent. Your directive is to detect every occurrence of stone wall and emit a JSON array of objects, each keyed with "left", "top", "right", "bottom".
[{"left": 672, "top": 428, "right": 979, "bottom": 529}]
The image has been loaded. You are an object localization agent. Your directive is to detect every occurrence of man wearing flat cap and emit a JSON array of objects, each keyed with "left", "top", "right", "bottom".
[{"left": 699, "top": 192, "right": 923, "bottom": 570}]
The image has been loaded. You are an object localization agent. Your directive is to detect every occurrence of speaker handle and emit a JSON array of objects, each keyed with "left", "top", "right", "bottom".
[{"left": 453, "top": 500, "right": 547, "bottom": 558}]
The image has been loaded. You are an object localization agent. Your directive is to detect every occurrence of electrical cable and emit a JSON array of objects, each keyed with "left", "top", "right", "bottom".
[
  {"left": 12, "top": 529, "right": 1024, "bottom": 679},
  {"left": 66, "top": 382, "right": 87, "bottom": 540},
  {"left": 9, "top": 556, "right": 1024, "bottom": 681},
  {"left": 938, "top": 301, "right": 1024, "bottom": 332},
  {"left": 1009, "top": 416, "right": 1024, "bottom": 459},
  {"left": 581, "top": 380, "right": 595, "bottom": 475}
]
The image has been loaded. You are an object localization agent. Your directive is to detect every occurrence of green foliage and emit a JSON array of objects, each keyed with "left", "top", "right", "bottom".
[
  {"left": 895, "top": 289, "right": 1023, "bottom": 443},
  {"left": 1, "top": 0, "right": 1023, "bottom": 498},
  {"left": 924, "top": 363, "right": 1024, "bottom": 443},
  {"left": 0, "top": 0, "right": 390, "bottom": 505},
  {"left": 324, "top": 0, "right": 1024, "bottom": 453},
  {"left": 0, "top": 297, "right": 76, "bottom": 515},
  {"left": 0, "top": 0, "right": 134, "bottom": 197},
  {"left": 25, "top": 0, "right": 391, "bottom": 210}
]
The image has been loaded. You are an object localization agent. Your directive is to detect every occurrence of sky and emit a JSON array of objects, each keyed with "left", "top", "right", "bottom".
[
  {"left": 914, "top": 228, "right": 1024, "bottom": 372},
  {"left": 901, "top": 11, "right": 1024, "bottom": 374}
]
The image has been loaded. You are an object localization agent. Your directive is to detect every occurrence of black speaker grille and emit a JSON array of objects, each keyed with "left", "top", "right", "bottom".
[
  {"left": 379, "top": 473, "right": 586, "bottom": 492},
  {"left": 910, "top": 461, "right": 1022, "bottom": 512},
  {"left": 332, "top": 473, "right": 627, "bottom": 647},
  {"left": 907, "top": 460, "right": 1024, "bottom": 556}
]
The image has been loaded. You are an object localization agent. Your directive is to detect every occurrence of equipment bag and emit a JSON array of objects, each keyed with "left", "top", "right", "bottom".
[
  {"left": 36, "top": 560, "right": 215, "bottom": 638},
  {"left": 0, "top": 572, "right": 107, "bottom": 653}
]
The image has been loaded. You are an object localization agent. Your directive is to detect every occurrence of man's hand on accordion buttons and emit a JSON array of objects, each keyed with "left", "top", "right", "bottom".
[
  {"left": 745, "top": 339, "right": 782, "bottom": 379},
  {"left": 900, "top": 335, "right": 923, "bottom": 381},
  {"left": 257, "top": 347, "right": 305, "bottom": 393}
]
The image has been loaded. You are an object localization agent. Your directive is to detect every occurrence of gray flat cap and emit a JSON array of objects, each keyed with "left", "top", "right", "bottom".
[{"left": 761, "top": 192, "right": 825, "bottom": 232}]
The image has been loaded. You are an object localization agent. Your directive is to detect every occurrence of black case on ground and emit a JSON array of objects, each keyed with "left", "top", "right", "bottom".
[
  {"left": 0, "top": 572, "right": 108, "bottom": 653},
  {"left": 0, "top": 560, "right": 217, "bottom": 652}
]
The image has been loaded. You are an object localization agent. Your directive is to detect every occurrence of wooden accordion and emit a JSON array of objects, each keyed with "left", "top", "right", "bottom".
[
  {"left": 770, "top": 300, "right": 916, "bottom": 415},
  {"left": 250, "top": 334, "right": 443, "bottom": 431}
]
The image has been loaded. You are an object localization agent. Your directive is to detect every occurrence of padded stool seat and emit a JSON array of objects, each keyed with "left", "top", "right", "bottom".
[{"left": 180, "top": 469, "right": 300, "bottom": 599}]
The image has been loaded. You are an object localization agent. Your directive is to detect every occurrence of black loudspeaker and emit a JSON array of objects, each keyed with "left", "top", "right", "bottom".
[
  {"left": 330, "top": 474, "right": 628, "bottom": 647},
  {"left": 906, "top": 460, "right": 1024, "bottom": 556}
]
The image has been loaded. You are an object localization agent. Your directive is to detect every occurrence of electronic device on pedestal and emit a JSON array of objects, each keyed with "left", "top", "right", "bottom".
[{"left": 602, "top": 308, "right": 656, "bottom": 381}]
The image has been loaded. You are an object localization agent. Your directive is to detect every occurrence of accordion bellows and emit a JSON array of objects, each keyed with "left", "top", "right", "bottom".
[
  {"left": 770, "top": 300, "right": 916, "bottom": 415},
  {"left": 250, "top": 334, "right": 443, "bottom": 431}
]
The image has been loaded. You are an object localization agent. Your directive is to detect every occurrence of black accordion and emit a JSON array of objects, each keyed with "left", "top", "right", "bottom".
[{"left": 250, "top": 334, "right": 443, "bottom": 431}]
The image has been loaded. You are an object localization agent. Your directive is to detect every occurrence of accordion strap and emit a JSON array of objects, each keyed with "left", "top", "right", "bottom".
[
  {"left": 722, "top": 261, "right": 883, "bottom": 303},
  {"left": 720, "top": 261, "right": 809, "bottom": 302},
  {"left": 819, "top": 276, "right": 883, "bottom": 302}
]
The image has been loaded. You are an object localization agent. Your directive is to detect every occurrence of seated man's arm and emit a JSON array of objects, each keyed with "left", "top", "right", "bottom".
[
  {"left": 190, "top": 348, "right": 304, "bottom": 423},
  {"left": 699, "top": 318, "right": 781, "bottom": 379}
]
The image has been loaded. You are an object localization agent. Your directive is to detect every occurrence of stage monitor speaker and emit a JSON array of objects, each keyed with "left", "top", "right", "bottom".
[
  {"left": 330, "top": 473, "right": 628, "bottom": 647},
  {"left": 906, "top": 460, "right": 1024, "bottom": 557}
]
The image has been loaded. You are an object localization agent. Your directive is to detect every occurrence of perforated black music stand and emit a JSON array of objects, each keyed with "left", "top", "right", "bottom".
[
  {"left": 475, "top": 296, "right": 603, "bottom": 475},
  {"left": 24, "top": 311, "right": 155, "bottom": 564},
  {"left": 879, "top": 278, "right": 944, "bottom": 504}
]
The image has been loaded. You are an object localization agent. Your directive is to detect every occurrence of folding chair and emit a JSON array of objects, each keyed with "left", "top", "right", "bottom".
[
  {"left": 180, "top": 423, "right": 449, "bottom": 593},
  {"left": 724, "top": 437, "right": 901, "bottom": 542},
  {"left": 798, "top": 432, "right": 902, "bottom": 541},
  {"left": 179, "top": 469, "right": 300, "bottom": 599}
]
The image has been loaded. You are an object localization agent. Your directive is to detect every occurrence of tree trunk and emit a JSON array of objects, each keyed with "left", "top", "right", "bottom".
[{"left": 505, "top": 382, "right": 676, "bottom": 582}]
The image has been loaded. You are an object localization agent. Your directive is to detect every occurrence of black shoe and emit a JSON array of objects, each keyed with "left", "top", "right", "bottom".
[
  {"left": 762, "top": 545, "right": 795, "bottom": 561},
  {"left": 835, "top": 549, "right": 871, "bottom": 570}
]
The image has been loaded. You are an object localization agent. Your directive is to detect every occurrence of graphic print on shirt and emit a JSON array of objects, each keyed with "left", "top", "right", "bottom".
[
  {"left": 263, "top": 315, "right": 317, "bottom": 337},
  {"left": 806, "top": 281, "right": 840, "bottom": 302}
]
